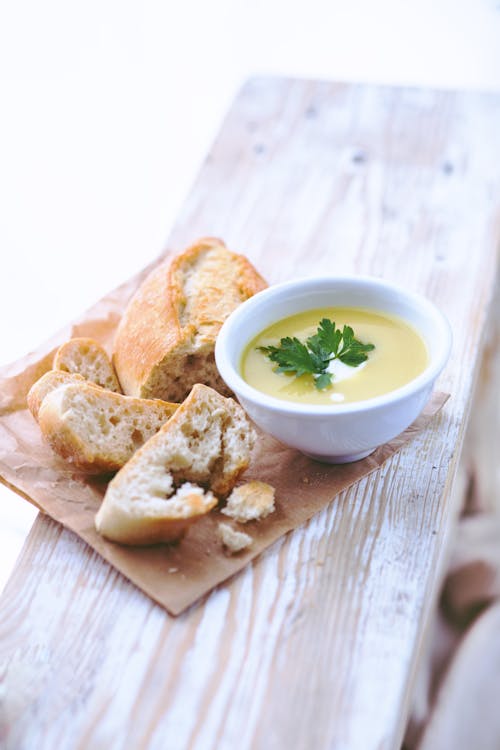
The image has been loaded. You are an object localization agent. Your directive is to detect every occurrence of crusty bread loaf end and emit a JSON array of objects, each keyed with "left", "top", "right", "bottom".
[{"left": 112, "top": 237, "right": 267, "bottom": 402}]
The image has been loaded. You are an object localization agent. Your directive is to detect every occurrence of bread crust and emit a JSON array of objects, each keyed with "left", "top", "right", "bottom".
[
  {"left": 112, "top": 237, "right": 267, "bottom": 402},
  {"left": 27, "top": 370, "right": 86, "bottom": 420}
]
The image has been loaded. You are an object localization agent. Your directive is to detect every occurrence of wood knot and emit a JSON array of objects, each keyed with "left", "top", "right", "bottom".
[{"left": 352, "top": 150, "right": 367, "bottom": 164}]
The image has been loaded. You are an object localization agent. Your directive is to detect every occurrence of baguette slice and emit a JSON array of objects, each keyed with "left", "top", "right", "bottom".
[
  {"left": 27, "top": 370, "right": 86, "bottom": 420},
  {"left": 112, "top": 237, "right": 267, "bottom": 402},
  {"left": 37, "top": 382, "right": 178, "bottom": 474},
  {"left": 54, "top": 337, "right": 121, "bottom": 392},
  {"left": 95, "top": 384, "right": 256, "bottom": 545}
]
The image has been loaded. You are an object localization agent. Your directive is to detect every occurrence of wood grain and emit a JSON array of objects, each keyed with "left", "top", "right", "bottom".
[{"left": 1, "top": 77, "right": 500, "bottom": 750}]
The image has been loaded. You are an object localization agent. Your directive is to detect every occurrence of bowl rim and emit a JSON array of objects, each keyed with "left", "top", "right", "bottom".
[{"left": 215, "top": 275, "right": 452, "bottom": 416}]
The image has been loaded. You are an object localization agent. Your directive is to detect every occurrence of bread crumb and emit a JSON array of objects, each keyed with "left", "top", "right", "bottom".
[
  {"left": 221, "top": 481, "right": 275, "bottom": 523},
  {"left": 218, "top": 523, "right": 252, "bottom": 553},
  {"left": 302, "top": 477, "right": 310, "bottom": 484}
]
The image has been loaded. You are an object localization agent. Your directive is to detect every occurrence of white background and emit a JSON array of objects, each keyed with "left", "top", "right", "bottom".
[{"left": 1, "top": 0, "right": 500, "bottom": 591}]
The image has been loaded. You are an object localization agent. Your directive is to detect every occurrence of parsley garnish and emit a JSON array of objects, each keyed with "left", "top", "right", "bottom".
[{"left": 258, "top": 318, "right": 375, "bottom": 390}]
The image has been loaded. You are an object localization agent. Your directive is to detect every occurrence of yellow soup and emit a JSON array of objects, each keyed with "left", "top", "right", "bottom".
[{"left": 241, "top": 307, "right": 428, "bottom": 405}]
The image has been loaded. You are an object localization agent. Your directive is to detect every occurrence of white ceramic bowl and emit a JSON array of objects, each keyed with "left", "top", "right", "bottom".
[{"left": 215, "top": 276, "right": 452, "bottom": 463}]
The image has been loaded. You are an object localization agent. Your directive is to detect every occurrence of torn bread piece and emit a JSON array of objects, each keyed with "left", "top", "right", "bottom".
[
  {"left": 54, "top": 337, "right": 121, "bottom": 392},
  {"left": 96, "top": 481, "right": 216, "bottom": 545},
  {"left": 112, "top": 237, "right": 267, "bottom": 402},
  {"left": 37, "top": 381, "right": 178, "bottom": 474},
  {"left": 27, "top": 370, "right": 86, "bottom": 420},
  {"left": 129, "top": 382, "right": 257, "bottom": 497},
  {"left": 94, "top": 384, "right": 256, "bottom": 545},
  {"left": 221, "top": 481, "right": 276, "bottom": 523},
  {"left": 218, "top": 523, "right": 253, "bottom": 553}
]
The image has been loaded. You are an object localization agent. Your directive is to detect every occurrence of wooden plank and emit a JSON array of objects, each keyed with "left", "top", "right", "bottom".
[{"left": 1, "top": 77, "right": 500, "bottom": 750}]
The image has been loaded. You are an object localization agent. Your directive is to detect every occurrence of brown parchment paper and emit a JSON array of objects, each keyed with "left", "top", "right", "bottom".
[{"left": 0, "top": 252, "right": 449, "bottom": 615}]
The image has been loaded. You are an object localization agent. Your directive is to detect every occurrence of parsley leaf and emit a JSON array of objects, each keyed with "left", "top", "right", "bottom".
[
  {"left": 314, "top": 371, "right": 333, "bottom": 390},
  {"left": 337, "top": 324, "right": 375, "bottom": 366},
  {"left": 258, "top": 337, "right": 319, "bottom": 378},
  {"left": 258, "top": 318, "right": 375, "bottom": 391},
  {"left": 307, "top": 318, "right": 343, "bottom": 360}
]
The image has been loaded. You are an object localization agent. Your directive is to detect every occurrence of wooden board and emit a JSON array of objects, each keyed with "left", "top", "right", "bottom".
[{"left": 1, "top": 77, "right": 500, "bottom": 750}]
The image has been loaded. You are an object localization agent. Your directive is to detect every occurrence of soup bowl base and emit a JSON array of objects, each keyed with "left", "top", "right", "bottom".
[{"left": 302, "top": 448, "right": 376, "bottom": 464}]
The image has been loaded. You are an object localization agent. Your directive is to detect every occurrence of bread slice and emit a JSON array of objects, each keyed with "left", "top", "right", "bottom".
[
  {"left": 221, "top": 481, "right": 276, "bottom": 523},
  {"left": 112, "top": 237, "right": 267, "bottom": 402},
  {"left": 54, "top": 337, "right": 121, "bottom": 392},
  {"left": 94, "top": 384, "right": 256, "bottom": 545},
  {"left": 37, "top": 381, "right": 178, "bottom": 474},
  {"left": 27, "top": 370, "right": 86, "bottom": 420}
]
